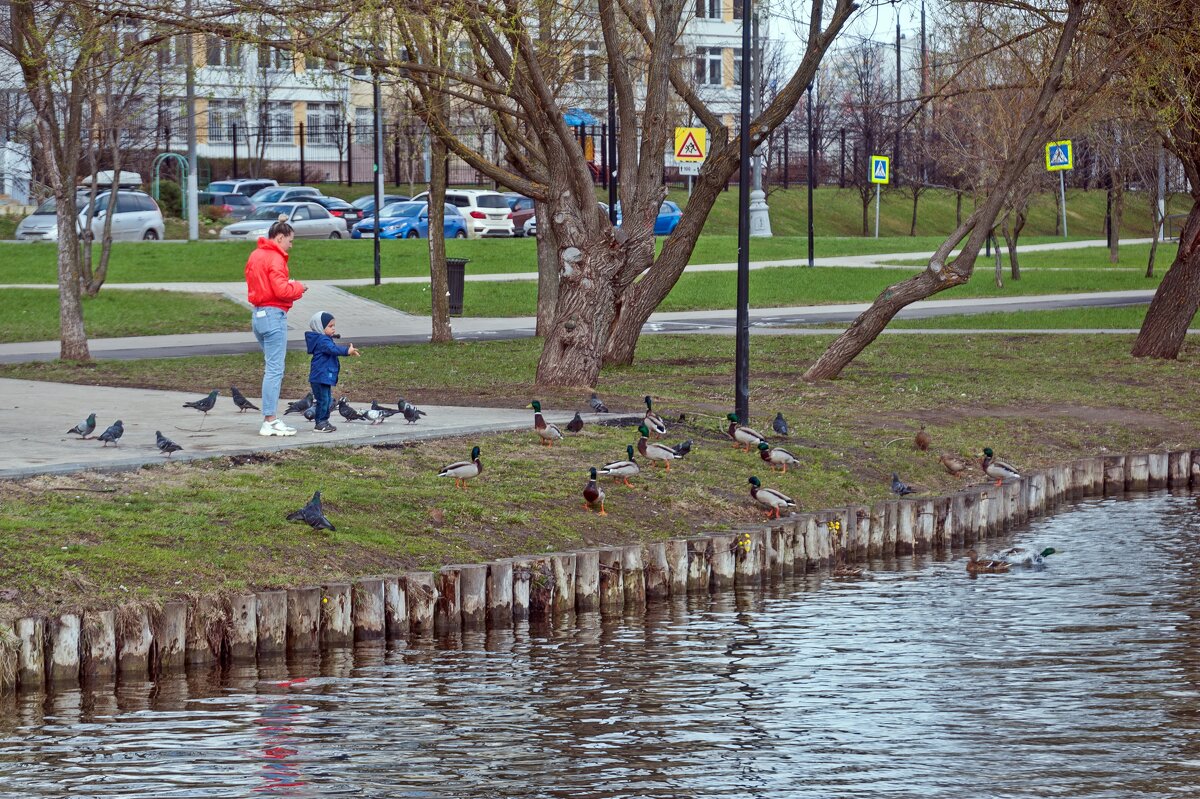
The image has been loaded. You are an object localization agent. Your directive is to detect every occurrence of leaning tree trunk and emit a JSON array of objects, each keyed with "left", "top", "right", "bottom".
[
  {"left": 1131, "top": 200, "right": 1200, "bottom": 359},
  {"left": 533, "top": 199, "right": 560, "bottom": 337},
  {"left": 427, "top": 138, "right": 452, "bottom": 343}
]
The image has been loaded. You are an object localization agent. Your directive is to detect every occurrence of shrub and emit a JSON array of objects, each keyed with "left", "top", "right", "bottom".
[{"left": 156, "top": 179, "right": 183, "bottom": 217}]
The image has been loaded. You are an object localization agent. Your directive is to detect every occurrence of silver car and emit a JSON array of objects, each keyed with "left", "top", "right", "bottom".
[
  {"left": 218, "top": 202, "right": 347, "bottom": 240},
  {"left": 14, "top": 191, "right": 166, "bottom": 242}
]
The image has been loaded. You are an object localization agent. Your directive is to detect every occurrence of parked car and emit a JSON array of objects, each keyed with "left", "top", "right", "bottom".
[
  {"left": 350, "top": 194, "right": 410, "bottom": 218},
  {"left": 504, "top": 194, "right": 536, "bottom": 237},
  {"left": 310, "top": 196, "right": 364, "bottom": 230},
  {"left": 197, "top": 191, "right": 255, "bottom": 220},
  {"left": 218, "top": 202, "right": 346, "bottom": 240},
  {"left": 205, "top": 178, "right": 278, "bottom": 197},
  {"left": 14, "top": 190, "right": 166, "bottom": 242},
  {"left": 350, "top": 202, "right": 467, "bottom": 240},
  {"left": 248, "top": 186, "right": 323, "bottom": 205},
  {"left": 616, "top": 200, "right": 682, "bottom": 236},
  {"left": 525, "top": 202, "right": 608, "bottom": 238},
  {"left": 410, "top": 189, "right": 514, "bottom": 238}
]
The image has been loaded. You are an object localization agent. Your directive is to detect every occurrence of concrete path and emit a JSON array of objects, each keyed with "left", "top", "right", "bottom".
[{"left": 0, "top": 377, "right": 615, "bottom": 479}]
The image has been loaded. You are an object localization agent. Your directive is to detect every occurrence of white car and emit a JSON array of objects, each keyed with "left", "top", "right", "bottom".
[
  {"left": 249, "top": 186, "right": 323, "bottom": 205},
  {"left": 410, "top": 189, "right": 514, "bottom": 238},
  {"left": 14, "top": 191, "right": 166, "bottom": 242},
  {"left": 218, "top": 202, "right": 347, "bottom": 240}
]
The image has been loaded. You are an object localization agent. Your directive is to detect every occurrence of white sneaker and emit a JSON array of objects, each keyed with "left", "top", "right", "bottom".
[{"left": 259, "top": 419, "right": 297, "bottom": 437}]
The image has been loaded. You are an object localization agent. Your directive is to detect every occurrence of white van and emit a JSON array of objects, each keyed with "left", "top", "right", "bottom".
[
  {"left": 14, "top": 190, "right": 166, "bottom": 242},
  {"left": 410, "top": 189, "right": 514, "bottom": 238}
]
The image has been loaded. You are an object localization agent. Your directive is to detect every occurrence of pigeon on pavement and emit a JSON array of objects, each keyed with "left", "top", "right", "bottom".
[
  {"left": 891, "top": 472, "right": 916, "bottom": 496},
  {"left": 286, "top": 491, "right": 336, "bottom": 531},
  {"left": 566, "top": 412, "right": 584, "bottom": 433},
  {"left": 369, "top": 400, "right": 398, "bottom": 419},
  {"left": 285, "top": 393, "right": 314, "bottom": 416},
  {"left": 337, "top": 397, "right": 366, "bottom": 422},
  {"left": 588, "top": 392, "right": 609, "bottom": 413},
  {"left": 230, "top": 386, "right": 259, "bottom": 413},
  {"left": 402, "top": 404, "right": 426, "bottom": 424},
  {"left": 155, "top": 430, "right": 183, "bottom": 457},
  {"left": 67, "top": 413, "right": 96, "bottom": 439},
  {"left": 773, "top": 412, "right": 790, "bottom": 437},
  {"left": 97, "top": 420, "right": 124, "bottom": 447},
  {"left": 364, "top": 408, "right": 391, "bottom": 425}
]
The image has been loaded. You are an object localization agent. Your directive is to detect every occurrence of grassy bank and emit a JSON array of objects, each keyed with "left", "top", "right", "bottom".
[
  {"left": 2, "top": 332, "right": 1198, "bottom": 615},
  {"left": 0, "top": 288, "right": 247, "bottom": 343},
  {"left": 884, "top": 305, "right": 1165, "bottom": 330},
  {"left": 343, "top": 264, "right": 1165, "bottom": 317}
]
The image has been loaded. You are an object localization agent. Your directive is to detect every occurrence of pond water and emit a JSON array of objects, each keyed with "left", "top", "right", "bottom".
[{"left": 3, "top": 493, "right": 1200, "bottom": 798}]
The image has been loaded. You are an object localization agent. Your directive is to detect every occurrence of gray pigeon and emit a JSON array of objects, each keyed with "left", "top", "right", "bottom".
[
  {"left": 337, "top": 397, "right": 366, "bottom": 422},
  {"left": 155, "top": 430, "right": 183, "bottom": 457},
  {"left": 402, "top": 404, "right": 426, "bottom": 424},
  {"left": 97, "top": 420, "right": 124, "bottom": 447},
  {"left": 891, "top": 472, "right": 916, "bottom": 496},
  {"left": 588, "top": 392, "right": 609, "bottom": 413},
  {"left": 773, "top": 412, "right": 790, "bottom": 437},
  {"left": 67, "top": 413, "right": 96, "bottom": 438},
  {"left": 671, "top": 439, "right": 694, "bottom": 458},
  {"left": 285, "top": 393, "right": 314, "bottom": 415},
  {"left": 286, "top": 491, "right": 336, "bottom": 531},
  {"left": 369, "top": 400, "right": 398, "bottom": 420},
  {"left": 230, "top": 386, "right": 259, "bottom": 413},
  {"left": 303, "top": 405, "right": 317, "bottom": 421},
  {"left": 364, "top": 408, "right": 391, "bottom": 425}
]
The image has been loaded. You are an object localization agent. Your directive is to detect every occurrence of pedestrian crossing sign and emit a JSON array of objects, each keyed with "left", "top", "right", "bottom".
[
  {"left": 1045, "top": 140, "right": 1073, "bottom": 171},
  {"left": 674, "top": 127, "right": 707, "bottom": 163},
  {"left": 870, "top": 155, "right": 890, "bottom": 184}
]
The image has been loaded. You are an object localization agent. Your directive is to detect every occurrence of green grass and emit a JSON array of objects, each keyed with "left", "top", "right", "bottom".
[
  {"left": 0, "top": 288, "right": 247, "bottom": 343},
  {"left": 3, "top": 331, "right": 1200, "bottom": 614},
  {"left": 343, "top": 264, "right": 1165, "bottom": 317},
  {"left": 883, "top": 305, "right": 1180, "bottom": 330},
  {"left": 888, "top": 243, "right": 1178, "bottom": 269}
]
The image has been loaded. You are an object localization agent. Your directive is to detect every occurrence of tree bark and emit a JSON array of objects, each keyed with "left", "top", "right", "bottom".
[
  {"left": 1002, "top": 206, "right": 1026, "bottom": 280},
  {"left": 1131, "top": 201, "right": 1200, "bottom": 358},
  {"left": 1108, "top": 179, "right": 1124, "bottom": 263},
  {"left": 533, "top": 199, "right": 559, "bottom": 337},
  {"left": 56, "top": 206, "right": 89, "bottom": 361},
  {"left": 909, "top": 188, "right": 920, "bottom": 236},
  {"left": 427, "top": 137, "right": 452, "bottom": 343},
  {"left": 992, "top": 232, "right": 1003, "bottom": 288}
]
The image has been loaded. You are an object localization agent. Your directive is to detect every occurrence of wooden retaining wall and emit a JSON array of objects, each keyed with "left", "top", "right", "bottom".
[{"left": 2, "top": 449, "right": 1193, "bottom": 695}]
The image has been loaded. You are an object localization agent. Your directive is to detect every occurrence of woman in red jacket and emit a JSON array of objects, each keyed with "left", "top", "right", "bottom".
[{"left": 245, "top": 219, "right": 306, "bottom": 436}]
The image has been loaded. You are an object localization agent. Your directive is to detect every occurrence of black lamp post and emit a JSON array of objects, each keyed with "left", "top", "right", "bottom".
[
  {"left": 807, "top": 84, "right": 815, "bottom": 268},
  {"left": 372, "top": 64, "right": 383, "bottom": 286},
  {"left": 735, "top": 0, "right": 752, "bottom": 425}
]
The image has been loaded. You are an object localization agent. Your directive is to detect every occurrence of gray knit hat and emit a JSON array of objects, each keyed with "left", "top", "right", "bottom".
[{"left": 308, "top": 311, "right": 334, "bottom": 333}]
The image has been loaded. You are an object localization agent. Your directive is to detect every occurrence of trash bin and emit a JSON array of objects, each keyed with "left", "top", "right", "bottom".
[{"left": 446, "top": 258, "right": 469, "bottom": 316}]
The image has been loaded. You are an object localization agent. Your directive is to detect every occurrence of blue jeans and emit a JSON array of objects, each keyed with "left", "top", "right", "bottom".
[
  {"left": 310, "top": 382, "right": 333, "bottom": 425},
  {"left": 251, "top": 307, "right": 288, "bottom": 418}
]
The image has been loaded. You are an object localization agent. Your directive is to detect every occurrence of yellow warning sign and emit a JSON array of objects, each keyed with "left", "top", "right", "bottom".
[{"left": 674, "top": 127, "right": 707, "bottom": 163}]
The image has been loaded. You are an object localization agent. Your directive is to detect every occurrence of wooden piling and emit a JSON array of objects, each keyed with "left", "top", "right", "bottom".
[
  {"left": 703, "top": 535, "right": 731, "bottom": 590},
  {"left": 352, "top": 579, "right": 386, "bottom": 642},
  {"left": 643, "top": 543, "right": 671, "bottom": 600},
  {"left": 621, "top": 546, "right": 645, "bottom": 608},
  {"left": 915, "top": 500, "right": 934, "bottom": 553},
  {"left": 286, "top": 587, "right": 321, "bottom": 652},
  {"left": 1103, "top": 455, "right": 1127, "bottom": 495},
  {"left": 487, "top": 560, "right": 515, "bottom": 624},
  {"left": 460, "top": 565, "right": 488, "bottom": 628},
  {"left": 1125, "top": 453, "right": 1150, "bottom": 492},
  {"left": 881, "top": 503, "right": 899, "bottom": 557},
  {"left": 896, "top": 502, "right": 917, "bottom": 556},
  {"left": 187, "top": 597, "right": 226, "bottom": 665},
  {"left": 434, "top": 569, "right": 462, "bottom": 633},
  {"left": 46, "top": 614, "right": 80, "bottom": 685},
  {"left": 80, "top": 610, "right": 116, "bottom": 681},
  {"left": 598, "top": 549, "right": 624, "bottom": 612},
  {"left": 933, "top": 497, "right": 952, "bottom": 551},
  {"left": 949, "top": 494, "right": 967, "bottom": 549},
  {"left": 766, "top": 526, "right": 785, "bottom": 575},
  {"left": 685, "top": 537, "right": 710, "bottom": 592},
  {"left": 665, "top": 539, "right": 689, "bottom": 595},
  {"left": 229, "top": 594, "right": 258, "bottom": 661},
  {"left": 0, "top": 623, "right": 16, "bottom": 694},
  {"left": 118, "top": 605, "right": 154, "bottom": 676},
  {"left": 14, "top": 617, "right": 44, "bottom": 691},
  {"left": 779, "top": 521, "right": 798, "bottom": 574},
  {"left": 735, "top": 529, "right": 763, "bottom": 584},
  {"left": 987, "top": 484, "right": 1005, "bottom": 532},
  {"left": 155, "top": 601, "right": 188, "bottom": 671},
  {"left": 1169, "top": 450, "right": 1192, "bottom": 488},
  {"left": 510, "top": 560, "right": 531, "bottom": 622},
  {"left": 571, "top": 552, "right": 599, "bottom": 613},
  {"left": 1148, "top": 451, "right": 1169, "bottom": 490},
  {"left": 1027, "top": 472, "right": 1047, "bottom": 518},
  {"left": 549, "top": 555, "right": 576, "bottom": 617},
  {"left": 528, "top": 558, "right": 555, "bottom": 622},
  {"left": 405, "top": 572, "right": 436, "bottom": 634},
  {"left": 254, "top": 591, "right": 286, "bottom": 657}
]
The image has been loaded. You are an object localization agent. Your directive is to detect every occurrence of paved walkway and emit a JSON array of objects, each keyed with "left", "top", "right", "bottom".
[{"left": 0, "top": 377, "right": 617, "bottom": 479}]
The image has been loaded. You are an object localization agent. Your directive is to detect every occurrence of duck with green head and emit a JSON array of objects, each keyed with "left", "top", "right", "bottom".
[
  {"left": 757, "top": 441, "right": 799, "bottom": 473},
  {"left": 726, "top": 413, "right": 768, "bottom": 452},
  {"left": 748, "top": 476, "right": 795, "bottom": 519},
  {"left": 981, "top": 447, "right": 1021, "bottom": 486},
  {"left": 599, "top": 444, "right": 640, "bottom": 487},
  {"left": 991, "top": 545, "right": 1057, "bottom": 568},
  {"left": 642, "top": 395, "right": 667, "bottom": 437},
  {"left": 638, "top": 424, "right": 683, "bottom": 470},
  {"left": 583, "top": 467, "right": 607, "bottom": 515},
  {"left": 438, "top": 445, "right": 483, "bottom": 489},
  {"left": 528, "top": 400, "right": 563, "bottom": 446}
]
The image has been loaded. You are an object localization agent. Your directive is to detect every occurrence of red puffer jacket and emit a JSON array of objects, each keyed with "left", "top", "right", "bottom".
[{"left": 245, "top": 237, "right": 305, "bottom": 311}]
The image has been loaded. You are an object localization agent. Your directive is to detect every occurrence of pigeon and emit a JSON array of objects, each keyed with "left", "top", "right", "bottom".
[
  {"left": 671, "top": 439, "right": 694, "bottom": 458},
  {"left": 97, "top": 419, "right": 124, "bottom": 447},
  {"left": 285, "top": 393, "right": 314, "bottom": 416},
  {"left": 583, "top": 467, "right": 607, "bottom": 515},
  {"left": 370, "top": 400, "right": 398, "bottom": 419},
  {"left": 773, "top": 412, "right": 790, "bottom": 437},
  {"left": 67, "top": 413, "right": 96, "bottom": 439},
  {"left": 155, "top": 430, "right": 183, "bottom": 457},
  {"left": 891, "top": 472, "right": 916, "bottom": 496},
  {"left": 566, "top": 412, "right": 584, "bottom": 433},
  {"left": 286, "top": 491, "right": 336, "bottom": 531},
  {"left": 337, "top": 397, "right": 366, "bottom": 422},
  {"left": 303, "top": 405, "right": 317, "bottom": 422},
  {"left": 183, "top": 390, "right": 219, "bottom": 415},
  {"left": 230, "top": 386, "right": 259, "bottom": 413},
  {"left": 915, "top": 425, "right": 931, "bottom": 452},
  {"left": 588, "top": 392, "right": 609, "bottom": 413},
  {"left": 396, "top": 397, "right": 425, "bottom": 416},
  {"left": 363, "top": 407, "right": 391, "bottom": 425},
  {"left": 402, "top": 404, "right": 426, "bottom": 424}
]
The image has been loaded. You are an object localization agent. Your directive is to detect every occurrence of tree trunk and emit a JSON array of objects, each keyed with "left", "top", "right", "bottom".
[
  {"left": 427, "top": 138, "right": 452, "bottom": 343},
  {"left": 992, "top": 232, "right": 1003, "bottom": 288},
  {"left": 955, "top": 191, "right": 962, "bottom": 227},
  {"left": 1003, "top": 207, "right": 1026, "bottom": 280},
  {"left": 56, "top": 205, "right": 89, "bottom": 362},
  {"left": 909, "top": 188, "right": 919, "bottom": 236},
  {"left": 861, "top": 191, "right": 870, "bottom": 236},
  {"left": 1146, "top": 177, "right": 1162, "bottom": 278},
  {"left": 1131, "top": 200, "right": 1200, "bottom": 359},
  {"left": 534, "top": 199, "right": 560, "bottom": 337},
  {"left": 1109, "top": 181, "right": 1124, "bottom": 263}
]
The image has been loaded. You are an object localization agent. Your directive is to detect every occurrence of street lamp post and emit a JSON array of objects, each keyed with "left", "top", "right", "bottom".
[
  {"left": 735, "top": 0, "right": 752, "bottom": 425},
  {"left": 372, "top": 65, "right": 384, "bottom": 286},
  {"left": 894, "top": 11, "right": 902, "bottom": 185}
]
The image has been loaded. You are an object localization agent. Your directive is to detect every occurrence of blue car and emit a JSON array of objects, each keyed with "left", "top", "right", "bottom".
[
  {"left": 614, "top": 200, "right": 683, "bottom": 235},
  {"left": 350, "top": 202, "right": 468, "bottom": 239}
]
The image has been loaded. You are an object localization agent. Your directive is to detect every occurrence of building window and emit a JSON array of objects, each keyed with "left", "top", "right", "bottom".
[
  {"left": 354, "top": 106, "right": 373, "bottom": 143},
  {"left": 208, "top": 100, "right": 245, "bottom": 142},
  {"left": 695, "top": 0, "right": 721, "bottom": 18},
  {"left": 257, "top": 34, "right": 290, "bottom": 73},
  {"left": 732, "top": 48, "right": 742, "bottom": 86},
  {"left": 574, "top": 42, "right": 601, "bottom": 83},
  {"left": 305, "top": 53, "right": 338, "bottom": 72},
  {"left": 306, "top": 103, "right": 341, "bottom": 145},
  {"left": 205, "top": 36, "right": 240, "bottom": 69},
  {"left": 695, "top": 47, "right": 722, "bottom": 85},
  {"left": 157, "top": 35, "right": 187, "bottom": 69},
  {"left": 259, "top": 102, "right": 293, "bottom": 143}
]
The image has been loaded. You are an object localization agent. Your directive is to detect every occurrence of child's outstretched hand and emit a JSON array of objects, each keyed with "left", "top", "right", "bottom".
[{"left": 348, "top": 344, "right": 361, "bottom": 357}]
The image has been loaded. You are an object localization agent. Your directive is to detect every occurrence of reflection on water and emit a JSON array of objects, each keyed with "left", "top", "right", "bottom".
[{"left": 3, "top": 493, "right": 1200, "bottom": 798}]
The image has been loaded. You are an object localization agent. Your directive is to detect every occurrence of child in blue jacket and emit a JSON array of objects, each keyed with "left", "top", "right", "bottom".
[{"left": 305, "top": 311, "right": 360, "bottom": 432}]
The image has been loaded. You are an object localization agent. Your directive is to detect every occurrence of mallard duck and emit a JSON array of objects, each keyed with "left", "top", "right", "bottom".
[
  {"left": 529, "top": 400, "right": 563, "bottom": 446},
  {"left": 981, "top": 447, "right": 1021, "bottom": 486},
  {"left": 642, "top": 395, "right": 667, "bottom": 437},
  {"left": 939, "top": 452, "right": 968, "bottom": 476},
  {"left": 965, "top": 549, "right": 1011, "bottom": 574},
  {"left": 438, "top": 445, "right": 483, "bottom": 489},
  {"left": 757, "top": 441, "right": 799, "bottom": 473},
  {"left": 832, "top": 564, "right": 865, "bottom": 578},
  {"left": 599, "top": 444, "right": 640, "bottom": 487},
  {"left": 915, "top": 425, "right": 931, "bottom": 451},
  {"left": 638, "top": 424, "right": 683, "bottom": 470},
  {"left": 991, "top": 546, "right": 1057, "bottom": 568},
  {"left": 748, "top": 475, "right": 796, "bottom": 519},
  {"left": 726, "top": 413, "right": 768, "bottom": 452},
  {"left": 583, "top": 467, "right": 607, "bottom": 515}
]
